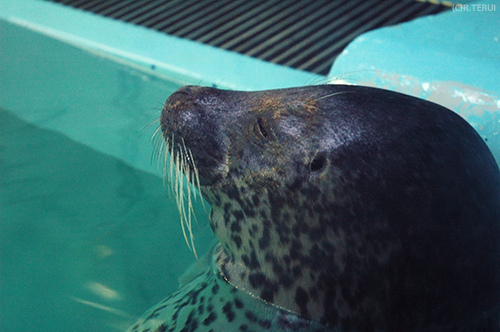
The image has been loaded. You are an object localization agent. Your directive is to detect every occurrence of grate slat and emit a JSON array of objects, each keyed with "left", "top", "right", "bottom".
[
  {"left": 44, "top": 0, "right": 450, "bottom": 76},
  {"left": 253, "top": 1, "right": 356, "bottom": 61},
  {"left": 204, "top": 0, "right": 280, "bottom": 47},
  {"left": 226, "top": 0, "right": 325, "bottom": 49},
  {"left": 153, "top": 1, "right": 219, "bottom": 32},
  {"left": 228, "top": 1, "right": 314, "bottom": 54},
  {"left": 180, "top": 0, "right": 262, "bottom": 41},
  {"left": 269, "top": 1, "right": 374, "bottom": 68},
  {"left": 289, "top": 0, "right": 403, "bottom": 69},
  {"left": 131, "top": 2, "right": 189, "bottom": 28},
  {"left": 296, "top": 0, "right": 413, "bottom": 72}
]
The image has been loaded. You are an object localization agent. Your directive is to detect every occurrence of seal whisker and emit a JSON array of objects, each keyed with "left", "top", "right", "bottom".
[
  {"left": 185, "top": 146, "right": 206, "bottom": 211},
  {"left": 145, "top": 115, "right": 163, "bottom": 161},
  {"left": 314, "top": 91, "right": 356, "bottom": 102},
  {"left": 143, "top": 116, "right": 161, "bottom": 132},
  {"left": 166, "top": 136, "right": 179, "bottom": 207},
  {"left": 174, "top": 151, "right": 191, "bottom": 251},
  {"left": 162, "top": 136, "right": 175, "bottom": 203},
  {"left": 151, "top": 123, "right": 162, "bottom": 142},
  {"left": 180, "top": 138, "right": 200, "bottom": 260},
  {"left": 168, "top": 133, "right": 176, "bottom": 187},
  {"left": 153, "top": 130, "right": 166, "bottom": 170},
  {"left": 161, "top": 134, "right": 202, "bottom": 261},
  {"left": 159, "top": 136, "right": 167, "bottom": 169},
  {"left": 150, "top": 124, "right": 165, "bottom": 165}
]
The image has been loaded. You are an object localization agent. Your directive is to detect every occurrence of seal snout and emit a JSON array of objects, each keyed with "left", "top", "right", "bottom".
[
  {"left": 161, "top": 86, "right": 228, "bottom": 186},
  {"left": 161, "top": 86, "right": 203, "bottom": 134}
]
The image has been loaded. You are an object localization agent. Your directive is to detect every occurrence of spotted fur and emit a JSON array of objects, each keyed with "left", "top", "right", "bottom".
[
  {"left": 128, "top": 245, "right": 330, "bottom": 332},
  {"left": 129, "top": 85, "right": 500, "bottom": 331}
]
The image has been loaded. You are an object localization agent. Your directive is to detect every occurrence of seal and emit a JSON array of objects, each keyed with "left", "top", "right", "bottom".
[{"left": 129, "top": 85, "right": 500, "bottom": 331}]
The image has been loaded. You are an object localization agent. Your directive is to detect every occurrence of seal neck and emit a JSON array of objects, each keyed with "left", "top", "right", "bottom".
[{"left": 212, "top": 243, "right": 334, "bottom": 331}]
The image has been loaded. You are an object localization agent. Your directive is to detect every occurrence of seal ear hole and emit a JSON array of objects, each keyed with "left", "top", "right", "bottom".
[{"left": 310, "top": 155, "right": 326, "bottom": 172}]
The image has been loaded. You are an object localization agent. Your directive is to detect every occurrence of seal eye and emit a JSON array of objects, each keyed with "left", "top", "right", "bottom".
[
  {"left": 310, "top": 155, "right": 326, "bottom": 172},
  {"left": 257, "top": 118, "right": 269, "bottom": 138}
]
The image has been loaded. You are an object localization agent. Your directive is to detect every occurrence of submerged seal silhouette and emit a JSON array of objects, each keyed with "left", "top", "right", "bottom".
[{"left": 129, "top": 85, "right": 500, "bottom": 331}]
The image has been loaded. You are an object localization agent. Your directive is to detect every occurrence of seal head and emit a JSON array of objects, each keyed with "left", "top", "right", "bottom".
[{"left": 161, "top": 85, "right": 500, "bottom": 331}]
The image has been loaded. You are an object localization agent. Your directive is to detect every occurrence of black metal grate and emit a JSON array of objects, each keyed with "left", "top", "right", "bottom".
[{"left": 45, "top": 0, "right": 450, "bottom": 76}]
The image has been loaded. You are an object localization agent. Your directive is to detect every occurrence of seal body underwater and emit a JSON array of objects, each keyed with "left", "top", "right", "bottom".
[{"left": 129, "top": 85, "right": 500, "bottom": 332}]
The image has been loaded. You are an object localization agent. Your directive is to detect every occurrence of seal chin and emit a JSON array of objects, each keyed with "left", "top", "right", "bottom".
[{"left": 197, "top": 165, "right": 228, "bottom": 187}]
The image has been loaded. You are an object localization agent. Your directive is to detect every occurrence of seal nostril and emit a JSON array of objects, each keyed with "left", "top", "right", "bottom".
[{"left": 310, "top": 155, "right": 326, "bottom": 172}]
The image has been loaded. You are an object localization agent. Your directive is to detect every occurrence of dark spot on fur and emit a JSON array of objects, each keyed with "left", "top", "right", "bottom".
[
  {"left": 295, "top": 286, "right": 310, "bottom": 317},
  {"left": 198, "top": 303, "right": 204, "bottom": 315},
  {"left": 226, "top": 188, "right": 240, "bottom": 200},
  {"left": 241, "top": 254, "right": 249, "bottom": 266},
  {"left": 203, "top": 312, "right": 217, "bottom": 326},
  {"left": 233, "top": 210, "right": 244, "bottom": 221},
  {"left": 280, "top": 274, "right": 293, "bottom": 288},
  {"left": 222, "top": 302, "right": 235, "bottom": 322},
  {"left": 258, "top": 319, "right": 272, "bottom": 328},
  {"left": 292, "top": 266, "right": 302, "bottom": 278},
  {"left": 290, "top": 240, "right": 302, "bottom": 260},
  {"left": 249, "top": 272, "right": 266, "bottom": 288},
  {"left": 234, "top": 298, "right": 244, "bottom": 309},
  {"left": 249, "top": 250, "right": 260, "bottom": 269},
  {"left": 244, "top": 207, "right": 256, "bottom": 218},
  {"left": 232, "top": 235, "right": 242, "bottom": 249},
  {"left": 185, "top": 309, "right": 199, "bottom": 330},
  {"left": 245, "top": 310, "right": 258, "bottom": 322},
  {"left": 231, "top": 221, "right": 241, "bottom": 233},
  {"left": 258, "top": 228, "right": 271, "bottom": 250},
  {"left": 260, "top": 286, "right": 275, "bottom": 303}
]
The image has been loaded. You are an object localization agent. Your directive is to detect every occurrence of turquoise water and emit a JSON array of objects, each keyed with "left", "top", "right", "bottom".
[{"left": 0, "top": 22, "right": 213, "bottom": 331}]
